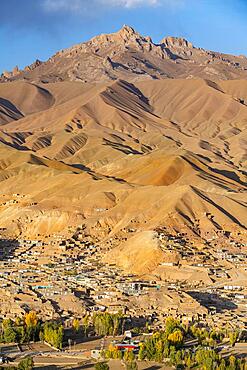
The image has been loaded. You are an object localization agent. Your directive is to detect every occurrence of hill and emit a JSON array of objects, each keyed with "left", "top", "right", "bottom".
[{"left": 0, "top": 77, "right": 245, "bottom": 240}]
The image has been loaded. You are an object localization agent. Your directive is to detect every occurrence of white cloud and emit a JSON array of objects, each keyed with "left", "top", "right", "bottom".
[
  {"left": 43, "top": 0, "right": 184, "bottom": 12},
  {"left": 100, "top": 0, "right": 159, "bottom": 8},
  {"left": 103, "top": 0, "right": 185, "bottom": 7}
]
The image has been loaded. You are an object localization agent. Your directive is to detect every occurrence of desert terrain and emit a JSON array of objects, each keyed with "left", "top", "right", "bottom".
[
  {"left": 0, "top": 79, "right": 246, "bottom": 237},
  {"left": 0, "top": 25, "right": 246, "bottom": 281},
  {"left": 0, "top": 26, "right": 246, "bottom": 369}
]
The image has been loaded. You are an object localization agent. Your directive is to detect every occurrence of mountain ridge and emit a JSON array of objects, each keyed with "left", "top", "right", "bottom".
[{"left": 2, "top": 25, "right": 247, "bottom": 83}]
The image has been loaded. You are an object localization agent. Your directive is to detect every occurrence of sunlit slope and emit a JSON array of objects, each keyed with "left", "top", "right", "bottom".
[{"left": 0, "top": 78, "right": 246, "bottom": 238}]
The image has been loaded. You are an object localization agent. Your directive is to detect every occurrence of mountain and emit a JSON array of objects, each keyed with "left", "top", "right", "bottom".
[
  {"left": 2, "top": 25, "right": 247, "bottom": 83},
  {"left": 0, "top": 27, "right": 246, "bottom": 268}
]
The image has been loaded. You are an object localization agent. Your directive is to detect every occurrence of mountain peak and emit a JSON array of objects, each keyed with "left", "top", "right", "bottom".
[
  {"left": 88, "top": 24, "right": 141, "bottom": 47},
  {"left": 119, "top": 24, "right": 137, "bottom": 35},
  {"left": 115, "top": 24, "right": 141, "bottom": 42}
]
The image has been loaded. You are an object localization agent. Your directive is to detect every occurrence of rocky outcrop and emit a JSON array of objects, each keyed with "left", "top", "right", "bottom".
[
  {"left": 24, "top": 59, "right": 43, "bottom": 71},
  {"left": 161, "top": 36, "right": 194, "bottom": 49},
  {"left": 1, "top": 65, "right": 20, "bottom": 79}
]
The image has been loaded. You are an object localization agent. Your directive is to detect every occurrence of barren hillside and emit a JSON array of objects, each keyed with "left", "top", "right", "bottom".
[
  {"left": 0, "top": 27, "right": 246, "bottom": 275},
  {"left": 0, "top": 76, "right": 246, "bottom": 240}
]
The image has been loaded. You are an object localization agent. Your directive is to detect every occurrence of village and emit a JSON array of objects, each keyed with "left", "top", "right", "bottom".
[
  {"left": 0, "top": 225, "right": 246, "bottom": 333},
  {"left": 0, "top": 210, "right": 246, "bottom": 369}
]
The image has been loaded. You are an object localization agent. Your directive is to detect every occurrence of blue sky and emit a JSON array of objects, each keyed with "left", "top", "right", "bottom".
[{"left": 1, "top": 0, "right": 247, "bottom": 73}]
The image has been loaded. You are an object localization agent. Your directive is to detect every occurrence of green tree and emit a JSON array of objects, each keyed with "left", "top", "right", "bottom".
[
  {"left": 208, "top": 337, "right": 217, "bottom": 348},
  {"left": 124, "top": 350, "right": 135, "bottom": 363},
  {"left": 163, "top": 342, "right": 170, "bottom": 359},
  {"left": 15, "top": 325, "right": 25, "bottom": 344},
  {"left": 229, "top": 331, "right": 239, "bottom": 347},
  {"left": 43, "top": 322, "right": 64, "bottom": 349},
  {"left": 2, "top": 318, "right": 13, "bottom": 329},
  {"left": 138, "top": 342, "right": 146, "bottom": 361},
  {"left": 104, "top": 344, "right": 122, "bottom": 360},
  {"left": 217, "top": 358, "right": 226, "bottom": 370},
  {"left": 112, "top": 313, "right": 122, "bottom": 336},
  {"left": 93, "top": 313, "right": 123, "bottom": 336},
  {"left": 195, "top": 348, "right": 219, "bottom": 370},
  {"left": 18, "top": 356, "right": 34, "bottom": 370},
  {"left": 228, "top": 355, "right": 237, "bottom": 370},
  {"left": 174, "top": 350, "right": 183, "bottom": 367},
  {"left": 82, "top": 314, "right": 90, "bottom": 336},
  {"left": 155, "top": 339, "right": 164, "bottom": 362},
  {"left": 185, "top": 353, "right": 194, "bottom": 369},
  {"left": 4, "top": 326, "right": 17, "bottom": 343},
  {"left": 15, "top": 317, "right": 22, "bottom": 326},
  {"left": 125, "top": 361, "right": 138, "bottom": 370},
  {"left": 94, "top": 362, "right": 109, "bottom": 370},
  {"left": 169, "top": 346, "right": 177, "bottom": 366}
]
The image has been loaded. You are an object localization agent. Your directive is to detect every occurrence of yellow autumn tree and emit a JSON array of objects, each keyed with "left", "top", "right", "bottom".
[
  {"left": 72, "top": 318, "right": 80, "bottom": 333},
  {"left": 25, "top": 311, "right": 38, "bottom": 328},
  {"left": 168, "top": 329, "right": 183, "bottom": 345}
]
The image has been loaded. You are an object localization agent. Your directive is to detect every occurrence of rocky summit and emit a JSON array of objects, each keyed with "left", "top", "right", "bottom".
[{"left": 2, "top": 25, "right": 247, "bottom": 83}]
